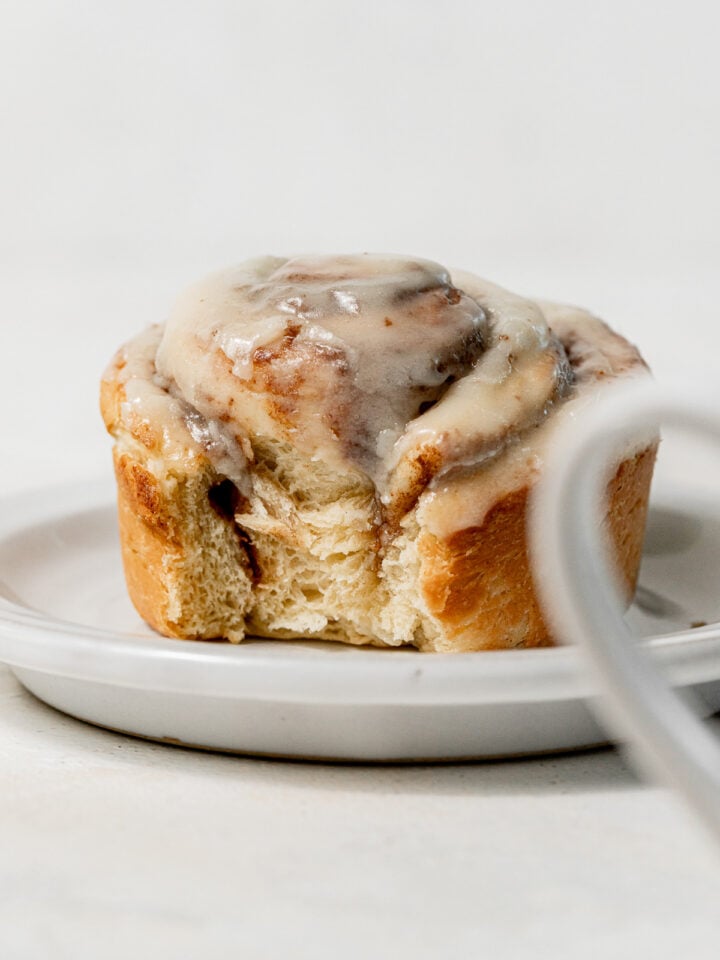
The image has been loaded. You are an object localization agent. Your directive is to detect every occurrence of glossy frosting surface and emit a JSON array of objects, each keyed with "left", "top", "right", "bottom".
[{"left": 115, "top": 254, "right": 647, "bottom": 530}]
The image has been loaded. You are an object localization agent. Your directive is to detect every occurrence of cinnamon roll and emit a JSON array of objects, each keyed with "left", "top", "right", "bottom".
[{"left": 100, "top": 255, "right": 656, "bottom": 651}]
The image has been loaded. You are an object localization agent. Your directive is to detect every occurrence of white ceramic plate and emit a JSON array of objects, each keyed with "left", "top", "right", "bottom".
[{"left": 0, "top": 479, "right": 719, "bottom": 761}]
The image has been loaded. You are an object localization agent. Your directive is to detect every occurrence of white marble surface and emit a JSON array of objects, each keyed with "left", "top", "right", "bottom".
[{"left": 3, "top": 1, "right": 720, "bottom": 955}]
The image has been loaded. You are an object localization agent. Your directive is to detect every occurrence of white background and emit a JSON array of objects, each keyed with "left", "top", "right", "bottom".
[
  {"left": 2, "top": 2, "right": 720, "bottom": 957},
  {"left": 2, "top": 0, "right": 720, "bottom": 495}
]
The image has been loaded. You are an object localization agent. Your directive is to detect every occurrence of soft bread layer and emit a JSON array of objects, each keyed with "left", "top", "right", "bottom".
[
  {"left": 103, "top": 361, "right": 655, "bottom": 651},
  {"left": 112, "top": 446, "right": 253, "bottom": 643},
  {"left": 109, "top": 426, "right": 655, "bottom": 650}
]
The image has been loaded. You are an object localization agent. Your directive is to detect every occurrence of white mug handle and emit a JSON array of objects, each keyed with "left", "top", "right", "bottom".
[{"left": 530, "top": 379, "right": 720, "bottom": 841}]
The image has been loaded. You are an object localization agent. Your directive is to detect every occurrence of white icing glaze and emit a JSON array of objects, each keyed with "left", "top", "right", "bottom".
[
  {"left": 113, "top": 324, "right": 251, "bottom": 493},
  {"left": 155, "top": 255, "right": 490, "bottom": 483},
  {"left": 380, "top": 274, "right": 573, "bottom": 514},
  {"left": 115, "top": 255, "right": 648, "bottom": 534},
  {"left": 416, "top": 301, "right": 650, "bottom": 539}
]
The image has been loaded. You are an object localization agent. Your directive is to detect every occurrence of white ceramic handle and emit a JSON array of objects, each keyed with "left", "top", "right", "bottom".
[{"left": 530, "top": 379, "right": 720, "bottom": 841}]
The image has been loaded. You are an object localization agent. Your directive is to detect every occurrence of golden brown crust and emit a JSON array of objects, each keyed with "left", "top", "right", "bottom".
[
  {"left": 103, "top": 349, "right": 256, "bottom": 643},
  {"left": 113, "top": 449, "right": 185, "bottom": 638},
  {"left": 417, "top": 445, "right": 657, "bottom": 651},
  {"left": 103, "top": 351, "right": 189, "bottom": 637}
]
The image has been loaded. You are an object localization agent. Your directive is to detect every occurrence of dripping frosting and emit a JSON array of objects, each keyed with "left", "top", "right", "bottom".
[{"left": 115, "top": 254, "right": 647, "bottom": 531}]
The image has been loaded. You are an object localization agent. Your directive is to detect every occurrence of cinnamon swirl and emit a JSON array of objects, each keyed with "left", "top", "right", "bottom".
[{"left": 100, "top": 255, "right": 656, "bottom": 651}]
